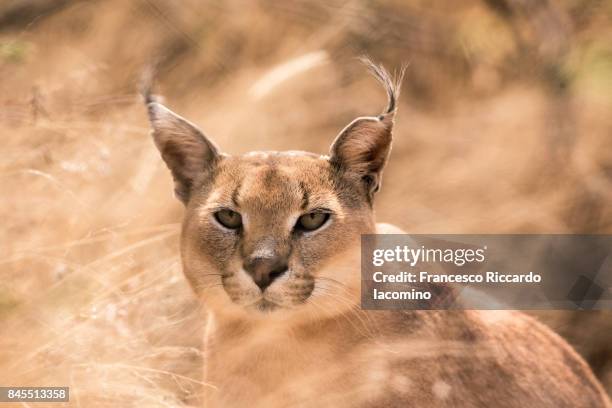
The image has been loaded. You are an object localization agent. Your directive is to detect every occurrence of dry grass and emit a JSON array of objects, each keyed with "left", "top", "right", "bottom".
[{"left": 0, "top": 0, "right": 611, "bottom": 406}]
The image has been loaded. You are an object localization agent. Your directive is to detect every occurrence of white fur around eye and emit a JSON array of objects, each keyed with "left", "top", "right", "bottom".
[
  {"left": 198, "top": 191, "right": 223, "bottom": 219},
  {"left": 286, "top": 213, "right": 301, "bottom": 231}
]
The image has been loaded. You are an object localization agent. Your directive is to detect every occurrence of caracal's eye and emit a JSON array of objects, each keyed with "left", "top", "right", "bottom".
[
  {"left": 296, "top": 212, "right": 329, "bottom": 231},
  {"left": 214, "top": 209, "right": 242, "bottom": 229}
]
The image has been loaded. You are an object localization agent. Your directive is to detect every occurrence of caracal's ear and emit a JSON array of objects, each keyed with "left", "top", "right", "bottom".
[
  {"left": 141, "top": 75, "right": 221, "bottom": 204},
  {"left": 329, "top": 58, "right": 405, "bottom": 201}
]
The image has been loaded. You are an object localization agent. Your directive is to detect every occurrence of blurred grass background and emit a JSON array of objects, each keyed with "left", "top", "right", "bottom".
[{"left": 0, "top": 0, "right": 611, "bottom": 406}]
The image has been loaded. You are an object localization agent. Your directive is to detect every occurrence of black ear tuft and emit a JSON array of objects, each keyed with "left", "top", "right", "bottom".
[
  {"left": 330, "top": 59, "right": 405, "bottom": 201},
  {"left": 359, "top": 56, "right": 406, "bottom": 116}
]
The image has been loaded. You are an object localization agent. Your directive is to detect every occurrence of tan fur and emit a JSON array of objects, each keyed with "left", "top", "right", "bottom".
[{"left": 144, "top": 61, "right": 610, "bottom": 407}]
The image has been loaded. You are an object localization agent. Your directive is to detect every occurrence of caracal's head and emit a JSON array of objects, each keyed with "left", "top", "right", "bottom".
[{"left": 144, "top": 61, "right": 403, "bottom": 318}]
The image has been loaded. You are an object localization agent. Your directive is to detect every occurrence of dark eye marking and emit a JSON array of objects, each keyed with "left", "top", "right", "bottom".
[
  {"left": 231, "top": 181, "right": 242, "bottom": 207},
  {"left": 214, "top": 209, "right": 242, "bottom": 229},
  {"left": 299, "top": 181, "right": 309, "bottom": 210}
]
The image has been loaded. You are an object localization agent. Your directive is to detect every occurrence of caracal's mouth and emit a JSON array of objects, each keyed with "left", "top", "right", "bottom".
[{"left": 250, "top": 299, "right": 281, "bottom": 313}]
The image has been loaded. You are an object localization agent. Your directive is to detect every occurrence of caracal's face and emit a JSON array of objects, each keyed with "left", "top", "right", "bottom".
[
  {"left": 181, "top": 151, "right": 373, "bottom": 315},
  {"left": 145, "top": 60, "right": 400, "bottom": 317}
]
